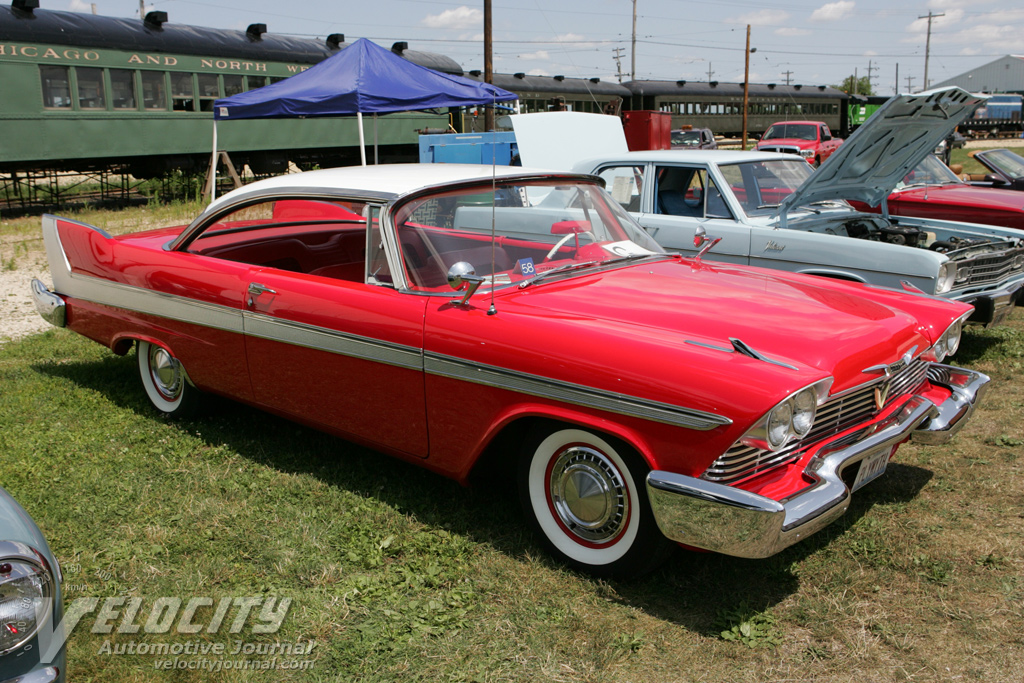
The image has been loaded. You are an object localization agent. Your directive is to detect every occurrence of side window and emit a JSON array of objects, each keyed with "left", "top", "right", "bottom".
[
  {"left": 596, "top": 165, "right": 644, "bottom": 212},
  {"left": 77, "top": 67, "right": 106, "bottom": 109},
  {"left": 655, "top": 166, "right": 703, "bottom": 218},
  {"left": 171, "top": 73, "right": 195, "bottom": 111},
  {"left": 110, "top": 69, "right": 137, "bottom": 109},
  {"left": 187, "top": 198, "right": 370, "bottom": 282},
  {"left": 197, "top": 74, "right": 220, "bottom": 112},
  {"left": 366, "top": 205, "right": 392, "bottom": 287},
  {"left": 40, "top": 65, "right": 72, "bottom": 108},
  {"left": 141, "top": 71, "right": 167, "bottom": 110}
]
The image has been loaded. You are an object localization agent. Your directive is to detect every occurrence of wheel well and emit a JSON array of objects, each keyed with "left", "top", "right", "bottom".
[{"left": 466, "top": 416, "right": 646, "bottom": 486}]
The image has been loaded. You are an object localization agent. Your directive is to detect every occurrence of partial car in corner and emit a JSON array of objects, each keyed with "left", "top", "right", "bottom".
[
  {"left": 0, "top": 486, "right": 65, "bottom": 683},
  {"left": 33, "top": 163, "right": 987, "bottom": 576}
]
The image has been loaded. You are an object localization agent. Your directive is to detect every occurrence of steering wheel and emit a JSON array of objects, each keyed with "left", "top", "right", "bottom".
[{"left": 544, "top": 231, "right": 597, "bottom": 262}]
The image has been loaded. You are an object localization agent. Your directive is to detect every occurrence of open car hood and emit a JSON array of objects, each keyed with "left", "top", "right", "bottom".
[{"left": 778, "top": 87, "right": 986, "bottom": 222}]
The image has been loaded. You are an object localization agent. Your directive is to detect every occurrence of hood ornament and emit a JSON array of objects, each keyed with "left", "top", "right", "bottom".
[{"left": 693, "top": 226, "right": 722, "bottom": 264}]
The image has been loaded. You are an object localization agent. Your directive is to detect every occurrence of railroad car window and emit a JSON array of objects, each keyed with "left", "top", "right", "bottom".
[
  {"left": 110, "top": 69, "right": 137, "bottom": 109},
  {"left": 224, "top": 75, "right": 244, "bottom": 97},
  {"left": 39, "top": 66, "right": 72, "bottom": 109},
  {"left": 142, "top": 71, "right": 168, "bottom": 110},
  {"left": 198, "top": 74, "right": 220, "bottom": 112},
  {"left": 246, "top": 76, "right": 268, "bottom": 90},
  {"left": 270, "top": 77, "right": 287, "bottom": 84},
  {"left": 77, "top": 67, "right": 106, "bottom": 109},
  {"left": 171, "top": 73, "right": 195, "bottom": 111}
]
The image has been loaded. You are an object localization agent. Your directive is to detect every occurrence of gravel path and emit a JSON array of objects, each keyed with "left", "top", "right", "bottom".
[{"left": 0, "top": 255, "right": 53, "bottom": 346}]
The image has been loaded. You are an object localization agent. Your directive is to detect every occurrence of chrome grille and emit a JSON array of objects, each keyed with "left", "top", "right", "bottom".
[
  {"left": 758, "top": 145, "right": 801, "bottom": 156},
  {"left": 704, "top": 358, "right": 930, "bottom": 483},
  {"left": 952, "top": 248, "right": 1024, "bottom": 289}
]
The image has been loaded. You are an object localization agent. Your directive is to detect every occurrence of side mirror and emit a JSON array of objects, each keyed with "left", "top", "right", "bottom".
[
  {"left": 550, "top": 220, "right": 591, "bottom": 235},
  {"left": 447, "top": 261, "right": 485, "bottom": 307}
]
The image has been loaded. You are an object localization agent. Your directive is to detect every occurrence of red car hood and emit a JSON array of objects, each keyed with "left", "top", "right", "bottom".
[
  {"left": 510, "top": 258, "right": 965, "bottom": 394},
  {"left": 895, "top": 183, "right": 1024, "bottom": 212}
]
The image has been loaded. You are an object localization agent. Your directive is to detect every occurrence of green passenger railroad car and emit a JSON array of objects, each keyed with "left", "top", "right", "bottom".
[{"left": 0, "top": 2, "right": 457, "bottom": 177}]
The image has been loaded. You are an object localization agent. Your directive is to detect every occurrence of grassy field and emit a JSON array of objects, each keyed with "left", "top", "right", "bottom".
[{"left": 1, "top": 206, "right": 1023, "bottom": 682}]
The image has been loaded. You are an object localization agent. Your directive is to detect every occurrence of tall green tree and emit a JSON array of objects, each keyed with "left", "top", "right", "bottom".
[{"left": 833, "top": 75, "right": 874, "bottom": 96}]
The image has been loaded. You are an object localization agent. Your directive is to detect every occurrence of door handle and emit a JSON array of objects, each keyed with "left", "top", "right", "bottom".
[{"left": 247, "top": 282, "right": 277, "bottom": 305}]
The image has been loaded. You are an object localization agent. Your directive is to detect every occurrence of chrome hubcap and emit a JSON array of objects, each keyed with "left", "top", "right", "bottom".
[
  {"left": 549, "top": 446, "right": 628, "bottom": 543},
  {"left": 149, "top": 346, "right": 182, "bottom": 400}
]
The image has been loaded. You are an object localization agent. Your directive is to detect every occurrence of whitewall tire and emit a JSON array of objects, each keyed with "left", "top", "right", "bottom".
[{"left": 137, "top": 341, "right": 201, "bottom": 417}]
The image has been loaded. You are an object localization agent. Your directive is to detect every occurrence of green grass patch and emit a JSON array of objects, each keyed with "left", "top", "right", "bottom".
[{"left": 2, "top": 313, "right": 1023, "bottom": 680}]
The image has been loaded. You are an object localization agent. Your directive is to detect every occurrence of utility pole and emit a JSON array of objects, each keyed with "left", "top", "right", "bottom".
[
  {"left": 742, "top": 25, "right": 751, "bottom": 150},
  {"left": 906, "top": 75, "right": 915, "bottom": 92},
  {"left": 631, "top": 0, "right": 637, "bottom": 80},
  {"left": 484, "top": 0, "right": 494, "bottom": 131},
  {"left": 918, "top": 11, "right": 944, "bottom": 90},
  {"left": 781, "top": 70, "right": 793, "bottom": 86},
  {"left": 895, "top": 63, "right": 899, "bottom": 94},
  {"left": 707, "top": 63, "right": 714, "bottom": 81},
  {"left": 612, "top": 47, "right": 625, "bottom": 83},
  {"left": 138, "top": 0, "right": 145, "bottom": 18},
  {"left": 853, "top": 67, "right": 858, "bottom": 95},
  {"left": 866, "top": 59, "right": 878, "bottom": 95}
]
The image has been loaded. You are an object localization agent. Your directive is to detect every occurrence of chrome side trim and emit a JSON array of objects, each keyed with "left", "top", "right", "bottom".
[
  {"left": 30, "top": 279, "right": 66, "bottom": 328},
  {"left": 425, "top": 352, "right": 732, "bottom": 431},
  {"left": 242, "top": 312, "right": 422, "bottom": 371}
]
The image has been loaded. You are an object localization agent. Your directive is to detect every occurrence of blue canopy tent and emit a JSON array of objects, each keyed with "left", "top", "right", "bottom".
[{"left": 209, "top": 38, "right": 518, "bottom": 194}]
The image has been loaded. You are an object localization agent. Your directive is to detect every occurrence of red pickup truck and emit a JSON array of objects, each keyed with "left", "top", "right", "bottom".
[{"left": 755, "top": 120, "right": 842, "bottom": 166}]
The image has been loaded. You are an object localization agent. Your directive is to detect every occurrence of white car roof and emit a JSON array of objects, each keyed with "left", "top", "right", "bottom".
[
  {"left": 207, "top": 163, "right": 564, "bottom": 212},
  {"left": 574, "top": 149, "right": 794, "bottom": 168}
]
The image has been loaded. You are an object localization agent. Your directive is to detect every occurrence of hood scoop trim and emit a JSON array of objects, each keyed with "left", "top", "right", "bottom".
[{"left": 685, "top": 338, "right": 799, "bottom": 371}]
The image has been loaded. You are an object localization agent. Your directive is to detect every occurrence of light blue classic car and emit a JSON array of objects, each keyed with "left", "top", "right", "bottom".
[
  {"left": 0, "top": 487, "right": 65, "bottom": 683},
  {"left": 510, "top": 88, "right": 1024, "bottom": 327}
]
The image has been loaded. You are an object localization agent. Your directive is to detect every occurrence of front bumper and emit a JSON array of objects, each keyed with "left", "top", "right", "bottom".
[
  {"left": 953, "top": 277, "right": 1024, "bottom": 328},
  {"left": 646, "top": 365, "right": 989, "bottom": 559}
]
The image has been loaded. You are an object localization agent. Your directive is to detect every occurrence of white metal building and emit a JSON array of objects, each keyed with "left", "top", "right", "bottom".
[{"left": 932, "top": 55, "right": 1024, "bottom": 94}]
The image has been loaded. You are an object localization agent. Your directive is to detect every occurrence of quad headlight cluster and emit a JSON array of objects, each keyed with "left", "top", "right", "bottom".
[
  {"left": 0, "top": 546, "right": 54, "bottom": 656},
  {"left": 741, "top": 379, "right": 833, "bottom": 452},
  {"left": 930, "top": 316, "right": 964, "bottom": 363}
]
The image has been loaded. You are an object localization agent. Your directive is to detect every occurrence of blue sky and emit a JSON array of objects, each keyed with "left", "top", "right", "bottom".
[{"left": 65, "top": 0, "right": 1024, "bottom": 93}]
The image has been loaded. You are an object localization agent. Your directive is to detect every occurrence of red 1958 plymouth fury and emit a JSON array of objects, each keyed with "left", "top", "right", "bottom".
[{"left": 32, "top": 164, "right": 988, "bottom": 576}]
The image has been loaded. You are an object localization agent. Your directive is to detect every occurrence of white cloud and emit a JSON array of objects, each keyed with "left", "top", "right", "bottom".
[
  {"left": 810, "top": 1, "right": 855, "bottom": 23},
  {"left": 959, "top": 47, "right": 981, "bottom": 55},
  {"left": 727, "top": 10, "right": 790, "bottom": 26},
  {"left": 775, "top": 27, "right": 812, "bottom": 36},
  {"left": 864, "top": 50, "right": 878, "bottom": 56},
  {"left": 527, "top": 68, "right": 549, "bottom": 77},
  {"left": 68, "top": 0, "right": 91, "bottom": 11},
  {"left": 422, "top": 6, "right": 482, "bottom": 30},
  {"left": 519, "top": 50, "right": 551, "bottom": 61}
]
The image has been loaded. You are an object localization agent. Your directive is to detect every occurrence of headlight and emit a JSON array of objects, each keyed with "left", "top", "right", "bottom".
[
  {"left": 936, "top": 262, "right": 956, "bottom": 294},
  {"left": 800, "top": 149, "right": 814, "bottom": 158},
  {"left": 954, "top": 265, "right": 970, "bottom": 283},
  {"left": 941, "top": 318, "right": 963, "bottom": 358},
  {"left": 742, "top": 380, "right": 831, "bottom": 452},
  {"left": 0, "top": 554, "right": 53, "bottom": 655},
  {"left": 1013, "top": 254, "right": 1024, "bottom": 270}
]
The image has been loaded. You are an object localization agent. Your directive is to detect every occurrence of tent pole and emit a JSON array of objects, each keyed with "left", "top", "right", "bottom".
[
  {"left": 374, "top": 113, "right": 379, "bottom": 165},
  {"left": 207, "top": 121, "right": 219, "bottom": 202},
  {"left": 357, "top": 111, "right": 367, "bottom": 166}
]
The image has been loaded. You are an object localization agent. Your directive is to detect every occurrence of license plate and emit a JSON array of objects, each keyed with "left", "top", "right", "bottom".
[{"left": 851, "top": 447, "right": 892, "bottom": 492}]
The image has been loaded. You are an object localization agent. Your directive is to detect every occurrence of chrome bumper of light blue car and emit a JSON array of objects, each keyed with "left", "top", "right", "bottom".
[
  {"left": 0, "top": 666, "right": 61, "bottom": 683},
  {"left": 30, "top": 279, "right": 65, "bottom": 328},
  {"left": 646, "top": 365, "right": 990, "bottom": 559}
]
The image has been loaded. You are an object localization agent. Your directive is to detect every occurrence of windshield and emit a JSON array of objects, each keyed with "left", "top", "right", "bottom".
[
  {"left": 977, "top": 149, "right": 1024, "bottom": 180},
  {"left": 717, "top": 159, "right": 817, "bottom": 216},
  {"left": 895, "top": 154, "right": 963, "bottom": 190},
  {"left": 762, "top": 124, "right": 817, "bottom": 141},
  {"left": 390, "top": 178, "right": 666, "bottom": 292},
  {"left": 671, "top": 131, "right": 701, "bottom": 146}
]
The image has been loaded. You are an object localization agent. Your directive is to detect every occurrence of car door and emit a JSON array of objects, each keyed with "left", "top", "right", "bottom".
[
  {"left": 603, "top": 162, "right": 750, "bottom": 264},
  {"left": 187, "top": 199, "right": 430, "bottom": 457}
]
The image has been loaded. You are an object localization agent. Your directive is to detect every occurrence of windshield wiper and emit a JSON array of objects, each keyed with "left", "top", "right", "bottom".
[{"left": 517, "top": 260, "right": 602, "bottom": 289}]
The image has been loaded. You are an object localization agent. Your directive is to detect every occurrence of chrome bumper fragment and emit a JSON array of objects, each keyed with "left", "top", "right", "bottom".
[
  {"left": 30, "top": 279, "right": 66, "bottom": 328},
  {"left": 646, "top": 366, "right": 989, "bottom": 558}
]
